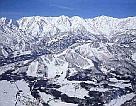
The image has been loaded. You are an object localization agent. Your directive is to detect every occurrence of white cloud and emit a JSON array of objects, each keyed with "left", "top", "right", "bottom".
[{"left": 50, "top": 4, "right": 73, "bottom": 11}]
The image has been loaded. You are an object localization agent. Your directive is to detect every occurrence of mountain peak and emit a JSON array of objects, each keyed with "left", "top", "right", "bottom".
[{"left": 1, "top": 15, "right": 136, "bottom": 36}]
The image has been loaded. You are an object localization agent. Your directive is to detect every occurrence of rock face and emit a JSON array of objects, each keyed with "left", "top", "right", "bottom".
[{"left": 0, "top": 16, "right": 136, "bottom": 106}]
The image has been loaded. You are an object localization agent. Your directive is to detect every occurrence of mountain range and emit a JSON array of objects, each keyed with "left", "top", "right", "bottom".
[{"left": 0, "top": 16, "right": 136, "bottom": 106}]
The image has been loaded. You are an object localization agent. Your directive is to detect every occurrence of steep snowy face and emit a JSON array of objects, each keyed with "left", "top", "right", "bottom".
[
  {"left": 0, "top": 17, "right": 19, "bottom": 29},
  {"left": 17, "top": 16, "right": 71, "bottom": 36},
  {"left": 87, "top": 16, "right": 136, "bottom": 36},
  {"left": 17, "top": 16, "right": 136, "bottom": 37},
  {"left": 27, "top": 55, "right": 68, "bottom": 80}
]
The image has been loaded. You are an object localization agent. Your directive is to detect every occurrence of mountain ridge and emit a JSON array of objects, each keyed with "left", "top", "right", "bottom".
[
  {"left": 0, "top": 15, "right": 136, "bottom": 106},
  {"left": 1, "top": 15, "right": 136, "bottom": 36}
]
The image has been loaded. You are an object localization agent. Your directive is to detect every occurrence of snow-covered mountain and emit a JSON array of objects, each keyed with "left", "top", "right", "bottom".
[
  {"left": 0, "top": 16, "right": 136, "bottom": 106},
  {"left": 17, "top": 15, "right": 136, "bottom": 36}
]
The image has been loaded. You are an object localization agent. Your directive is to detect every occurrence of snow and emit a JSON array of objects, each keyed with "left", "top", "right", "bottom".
[
  {"left": 132, "top": 52, "right": 136, "bottom": 61},
  {"left": 49, "top": 100, "right": 78, "bottom": 106},
  {"left": 0, "top": 81, "right": 18, "bottom": 106},
  {"left": 58, "top": 82, "right": 89, "bottom": 99},
  {"left": 75, "top": 43, "right": 112, "bottom": 62},
  {"left": 39, "top": 92, "right": 78, "bottom": 106},
  {"left": 39, "top": 92, "right": 54, "bottom": 103},
  {"left": 17, "top": 16, "right": 136, "bottom": 38},
  {"left": 89, "top": 87, "right": 109, "bottom": 92},
  {"left": 41, "top": 56, "right": 68, "bottom": 81},
  {"left": 14, "top": 51, "right": 31, "bottom": 57},
  {"left": 109, "top": 78, "right": 130, "bottom": 83},
  {"left": 71, "top": 80, "right": 96, "bottom": 84},
  {"left": 0, "top": 64, "right": 14, "bottom": 75},
  {"left": 0, "top": 80, "right": 34, "bottom": 106},
  {"left": 20, "top": 51, "right": 31, "bottom": 55},
  {"left": 109, "top": 78, "right": 120, "bottom": 82},
  {"left": 108, "top": 82, "right": 132, "bottom": 89},
  {"left": 55, "top": 49, "right": 68, "bottom": 57},
  {"left": 101, "top": 66, "right": 109, "bottom": 74},
  {"left": 25, "top": 54, "right": 69, "bottom": 80},
  {"left": 104, "top": 93, "right": 135, "bottom": 106},
  {"left": 27, "top": 61, "right": 39, "bottom": 76},
  {"left": 1, "top": 48, "right": 8, "bottom": 58}
]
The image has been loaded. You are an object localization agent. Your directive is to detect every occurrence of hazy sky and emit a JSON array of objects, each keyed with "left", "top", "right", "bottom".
[{"left": 0, "top": 0, "right": 136, "bottom": 19}]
